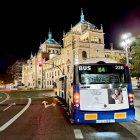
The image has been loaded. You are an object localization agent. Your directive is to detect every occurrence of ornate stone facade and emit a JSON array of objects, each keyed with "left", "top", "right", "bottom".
[{"left": 22, "top": 9, "right": 125, "bottom": 89}]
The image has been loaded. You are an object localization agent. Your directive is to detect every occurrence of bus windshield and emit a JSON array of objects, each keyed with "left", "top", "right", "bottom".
[
  {"left": 78, "top": 64, "right": 130, "bottom": 85},
  {"left": 80, "top": 73, "right": 125, "bottom": 84}
]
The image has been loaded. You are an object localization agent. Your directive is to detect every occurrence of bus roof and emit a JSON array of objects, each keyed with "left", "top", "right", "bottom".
[{"left": 82, "top": 58, "right": 117, "bottom": 64}]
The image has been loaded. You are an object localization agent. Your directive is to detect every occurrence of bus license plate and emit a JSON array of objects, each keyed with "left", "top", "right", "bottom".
[{"left": 96, "top": 119, "right": 115, "bottom": 123}]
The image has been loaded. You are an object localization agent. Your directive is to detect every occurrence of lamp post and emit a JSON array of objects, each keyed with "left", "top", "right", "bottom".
[{"left": 120, "top": 33, "right": 132, "bottom": 65}]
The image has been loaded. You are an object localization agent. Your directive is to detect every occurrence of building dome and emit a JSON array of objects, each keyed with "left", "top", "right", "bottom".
[{"left": 45, "top": 32, "right": 58, "bottom": 44}]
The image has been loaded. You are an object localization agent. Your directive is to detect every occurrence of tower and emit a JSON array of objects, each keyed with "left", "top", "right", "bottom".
[{"left": 63, "top": 8, "right": 105, "bottom": 65}]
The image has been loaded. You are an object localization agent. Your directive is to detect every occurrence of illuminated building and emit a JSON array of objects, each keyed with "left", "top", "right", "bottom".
[{"left": 22, "top": 9, "right": 125, "bottom": 89}]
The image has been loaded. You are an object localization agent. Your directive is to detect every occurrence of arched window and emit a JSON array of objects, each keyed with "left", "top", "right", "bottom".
[{"left": 82, "top": 51, "right": 87, "bottom": 60}]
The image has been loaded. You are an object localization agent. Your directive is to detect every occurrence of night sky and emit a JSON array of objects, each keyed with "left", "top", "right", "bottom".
[{"left": 0, "top": 0, "right": 140, "bottom": 79}]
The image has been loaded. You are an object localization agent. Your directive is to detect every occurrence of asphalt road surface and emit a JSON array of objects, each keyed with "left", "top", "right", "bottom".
[{"left": 0, "top": 90, "right": 140, "bottom": 140}]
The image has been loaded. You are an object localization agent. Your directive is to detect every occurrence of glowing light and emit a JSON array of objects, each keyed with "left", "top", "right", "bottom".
[
  {"left": 128, "top": 94, "right": 133, "bottom": 98},
  {"left": 125, "top": 64, "right": 129, "bottom": 67},
  {"left": 39, "top": 60, "right": 43, "bottom": 67},
  {"left": 75, "top": 104, "right": 80, "bottom": 107},
  {"left": 121, "top": 32, "right": 132, "bottom": 40},
  {"left": 120, "top": 32, "right": 134, "bottom": 64},
  {"left": 93, "top": 132, "right": 120, "bottom": 138},
  {"left": 75, "top": 99, "right": 79, "bottom": 103},
  {"left": 74, "top": 94, "right": 80, "bottom": 99}
]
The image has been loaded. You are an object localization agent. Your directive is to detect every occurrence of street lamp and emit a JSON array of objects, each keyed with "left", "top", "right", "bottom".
[{"left": 120, "top": 33, "right": 132, "bottom": 65}]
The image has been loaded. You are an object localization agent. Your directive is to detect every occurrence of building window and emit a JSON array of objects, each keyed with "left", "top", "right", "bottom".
[
  {"left": 63, "top": 68, "right": 64, "bottom": 75},
  {"left": 95, "top": 37, "right": 98, "bottom": 43},
  {"left": 82, "top": 51, "right": 87, "bottom": 60},
  {"left": 67, "top": 65, "right": 70, "bottom": 73},
  {"left": 47, "top": 81, "right": 49, "bottom": 85},
  {"left": 99, "top": 38, "right": 101, "bottom": 44}
]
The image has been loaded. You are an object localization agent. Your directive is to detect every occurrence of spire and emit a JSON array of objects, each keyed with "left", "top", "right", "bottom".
[
  {"left": 39, "top": 42, "right": 42, "bottom": 50},
  {"left": 30, "top": 52, "right": 33, "bottom": 59},
  {"left": 45, "top": 29, "right": 58, "bottom": 44},
  {"left": 71, "top": 24, "right": 73, "bottom": 29},
  {"left": 63, "top": 30, "right": 65, "bottom": 37},
  {"left": 101, "top": 24, "right": 103, "bottom": 31},
  {"left": 80, "top": 8, "right": 85, "bottom": 22},
  {"left": 48, "top": 28, "right": 52, "bottom": 39},
  {"left": 110, "top": 43, "right": 113, "bottom": 50}
]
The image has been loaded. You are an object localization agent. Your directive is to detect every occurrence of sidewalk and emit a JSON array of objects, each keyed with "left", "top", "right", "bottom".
[
  {"left": 131, "top": 77, "right": 139, "bottom": 90},
  {"left": 135, "top": 107, "right": 140, "bottom": 122}
]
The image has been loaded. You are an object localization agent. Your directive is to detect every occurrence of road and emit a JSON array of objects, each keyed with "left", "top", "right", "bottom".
[{"left": 0, "top": 90, "right": 140, "bottom": 140}]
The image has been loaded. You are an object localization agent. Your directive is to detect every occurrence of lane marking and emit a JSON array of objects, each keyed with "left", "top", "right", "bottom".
[
  {"left": 42, "top": 102, "right": 56, "bottom": 109},
  {"left": 42, "top": 100, "right": 48, "bottom": 108},
  {"left": 0, "top": 92, "right": 10, "bottom": 104},
  {"left": 0, "top": 98, "right": 31, "bottom": 132},
  {"left": 74, "top": 129, "right": 84, "bottom": 139},
  {"left": 3, "top": 102, "right": 16, "bottom": 111}
]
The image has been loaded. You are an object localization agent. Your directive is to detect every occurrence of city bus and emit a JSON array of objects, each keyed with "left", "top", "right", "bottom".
[{"left": 56, "top": 59, "right": 135, "bottom": 124}]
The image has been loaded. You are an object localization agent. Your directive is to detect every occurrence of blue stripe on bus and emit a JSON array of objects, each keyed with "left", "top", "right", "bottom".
[
  {"left": 127, "top": 83, "right": 133, "bottom": 93},
  {"left": 73, "top": 85, "right": 80, "bottom": 93}
]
